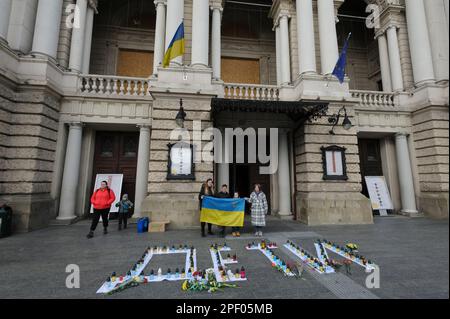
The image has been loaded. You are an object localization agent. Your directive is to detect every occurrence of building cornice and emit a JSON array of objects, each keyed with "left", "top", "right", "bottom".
[
  {"left": 373, "top": 2, "right": 406, "bottom": 38},
  {"left": 269, "top": 0, "right": 292, "bottom": 29}
]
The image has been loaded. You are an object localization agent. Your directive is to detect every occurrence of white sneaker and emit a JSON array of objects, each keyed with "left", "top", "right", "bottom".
[
  {"left": 258, "top": 231, "right": 263, "bottom": 237},
  {"left": 254, "top": 232, "right": 259, "bottom": 237}
]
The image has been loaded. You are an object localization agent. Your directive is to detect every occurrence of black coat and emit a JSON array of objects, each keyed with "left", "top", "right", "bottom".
[
  {"left": 216, "top": 191, "right": 230, "bottom": 199},
  {"left": 198, "top": 185, "right": 214, "bottom": 210}
]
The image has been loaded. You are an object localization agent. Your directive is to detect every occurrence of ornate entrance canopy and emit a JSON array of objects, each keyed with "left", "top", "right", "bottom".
[{"left": 211, "top": 98, "right": 329, "bottom": 123}]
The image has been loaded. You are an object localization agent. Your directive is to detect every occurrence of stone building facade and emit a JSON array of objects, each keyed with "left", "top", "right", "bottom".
[{"left": 0, "top": 0, "right": 448, "bottom": 232}]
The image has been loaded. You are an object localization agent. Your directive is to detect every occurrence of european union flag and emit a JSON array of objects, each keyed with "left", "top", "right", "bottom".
[{"left": 332, "top": 33, "right": 352, "bottom": 84}]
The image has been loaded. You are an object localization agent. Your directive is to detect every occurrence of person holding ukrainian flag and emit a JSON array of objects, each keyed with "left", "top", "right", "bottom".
[
  {"left": 163, "top": 21, "right": 185, "bottom": 67},
  {"left": 199, "top": 180, "right": 245, "bottom": 238}
]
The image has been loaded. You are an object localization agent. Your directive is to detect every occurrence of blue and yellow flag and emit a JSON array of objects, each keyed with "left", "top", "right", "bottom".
[
  {"left": 200, "top": 197, "right": 245, "bottom": 227},
  {"left": 163, "top": 22, "right": 185, "bottom": 67}
]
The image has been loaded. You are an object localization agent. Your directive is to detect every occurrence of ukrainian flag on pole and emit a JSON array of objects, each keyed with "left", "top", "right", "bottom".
[
  {"left": 200, "top": 197, "right": 245, "bottom": 227},
  {"left": 163, "top": 22, "right": 185, "bottom": 67}
]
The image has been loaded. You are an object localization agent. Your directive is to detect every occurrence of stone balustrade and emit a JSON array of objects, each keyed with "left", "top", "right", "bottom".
[
  {"left": 223, "top": 83, "right": 280, "bottom": 101},
  {"left": 350, "top": 90, "right": 397, "bottom": 108},
  {"left": 79, "top": 75, "right": 150, "bottom": 97}
]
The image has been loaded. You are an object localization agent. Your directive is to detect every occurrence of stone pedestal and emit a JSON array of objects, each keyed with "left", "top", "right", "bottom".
[
  {"left": 1, "top": 194, "right": 55, "bottom": 233},
  {"left": 141, "top": 194, "right": 200, "bottom": 229},
  {"left": 293, "top": 106, "right": 373, "bottom": 225},
  {"left": 296, "top": 192, "right": 373, "bottom": 225}
]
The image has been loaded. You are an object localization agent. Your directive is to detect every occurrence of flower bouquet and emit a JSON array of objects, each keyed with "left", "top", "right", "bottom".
[{"left": 181, "top": 269, "right": 239, "bottom": 293}]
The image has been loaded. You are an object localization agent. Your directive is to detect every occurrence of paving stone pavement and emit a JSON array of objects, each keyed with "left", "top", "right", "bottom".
[{"left": 0, "top": 215, "right": 447, "bottom": 299}]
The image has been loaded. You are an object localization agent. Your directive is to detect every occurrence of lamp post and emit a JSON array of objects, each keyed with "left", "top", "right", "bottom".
[
  {"left": 175, "top": 99, "right": 187, "bottom": 128},
  {"left": 328, "top": 106, "right": 352, "bottom": 135}
]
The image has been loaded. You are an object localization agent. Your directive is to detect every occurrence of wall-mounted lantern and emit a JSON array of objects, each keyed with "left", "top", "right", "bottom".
[
  {"left": 175, "top": 98, "right": 186, "bottom": 128},
  {"left": 328, "top": 106, "right": 352, "bottom": 135}
]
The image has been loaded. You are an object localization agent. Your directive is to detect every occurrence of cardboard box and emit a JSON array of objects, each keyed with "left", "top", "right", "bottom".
[{"left": 148, "top": 221, "right": 170, "bottom": 233}]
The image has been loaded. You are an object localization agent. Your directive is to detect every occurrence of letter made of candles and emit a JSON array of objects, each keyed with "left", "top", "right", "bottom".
[{"left": 97, "top": 240, "right": 376, "bottom": 295}]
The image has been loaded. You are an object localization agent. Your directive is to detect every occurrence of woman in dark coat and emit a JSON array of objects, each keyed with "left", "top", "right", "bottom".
[{"left": 199, "top": 178, "right": 215, "bottom": 237}]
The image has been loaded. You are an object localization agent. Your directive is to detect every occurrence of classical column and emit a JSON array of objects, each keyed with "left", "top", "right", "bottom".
[
  {"left": 81, "top": 4, "right": 96, "bottom": 74},
  {"left": 275, "top": 25, "right": 282, "bottom": 86},
  {"left": 317, "top": 0, "right": 339, "bottom": 75},
  {"left": 58, "top": 123, "right": 83, "bottom": 221},
  {"left": 165, "top": 0, "right": 184, "bottom": 66},
  {"left": 0, "top": 0, "right": 12, "bottom": 43},
  {"left": 134, "top": 125, "right": 151, "bottom": 218},
  {"left": 69, "top": 0, "right": 88, "bottom": 72},
  {"left": 405, "top": 0, "right": 435, "bottom": 85},
  {"left": 191, "top": 0, "right": 209, "bottom": 67},
  {"left": 395, "top": 133, "right": 418, "bottom": 215},
  {"left": 424, "top": 0, "right": 449, "bottom": 83},
  {"left": 278, "top": 130, "right": 291, "bottom": 216},
  {"left": 296, "top": 0, "right": 316, "bottom": 74},
  {"left": 445, "top": 0, "right": 449, "bottom": 26},
  {"left": 7, "top": 0, "right": 38, "bottom": 53},
  {"left": 377, "top": 33, "right": 392, "bottom": 92},
  {"left": 31, "top": 0, "right": 64, "bottom": 58},
  {"left": 153, "top": 0, "right": 166, "bottom": 75},
  {"left": 211, "top": 4, "right": 222, "bottom": 80},
  {"left": 279, "top": 14, "right": 291, "bottom": 85},
  {"left": 386, "top": 26, "right": 404, "bottom": 91}
]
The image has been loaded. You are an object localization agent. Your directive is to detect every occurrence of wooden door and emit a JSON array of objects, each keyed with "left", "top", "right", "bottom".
[
  {"left": 92, "top": 132, "right": 139, "bottom": 215},
  {"left": 117, "top": 49, "right": 153, "bottom": 77},
  {"left": 221, "top": 57, "right": 260, "bottom": 84},
  {"left": 358, "top": 139, "right": 383, "bottom": 197}
]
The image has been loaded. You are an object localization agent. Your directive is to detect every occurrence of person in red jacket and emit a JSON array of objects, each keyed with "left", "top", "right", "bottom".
[{"left": 87, "top": 181, "right": 116, "bottom": 239}]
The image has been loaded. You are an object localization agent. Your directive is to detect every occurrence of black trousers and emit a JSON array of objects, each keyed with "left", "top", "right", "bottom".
[
  {"left": 90, "top": 209, "right": 109, "bottom": 231},
  {"left": 201, "top": 222, "right": 212, "bottom": 233},
  {"left": 118, "top": 213, "right": 128, "bottom": 227}
]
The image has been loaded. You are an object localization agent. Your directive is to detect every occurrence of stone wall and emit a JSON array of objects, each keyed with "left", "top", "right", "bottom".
[
  {"left": 294, "top": 103, "right": 373, "bottom": 225},
  {"left": 0, "top": 79, "right": 61, "bottom": 232},
  {"left": 412, "top": 105, "right": 449, "bottom": 218},
  {"left": 141, "top": 95, "right": 214, "bottom": 229}
]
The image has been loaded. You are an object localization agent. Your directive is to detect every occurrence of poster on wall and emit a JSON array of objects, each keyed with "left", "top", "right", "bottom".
[
  {"left": 365, "top": 176, "right": 393, "bottom": 214},
  {"left": 321, "top": 145, "right": 348, "bottom": 180},
  {"left": 90, "top": 174, "right": 124, "bottom": 214},
  {"left": 167, "top": 142, "right": 195, "bottom": 180}
]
